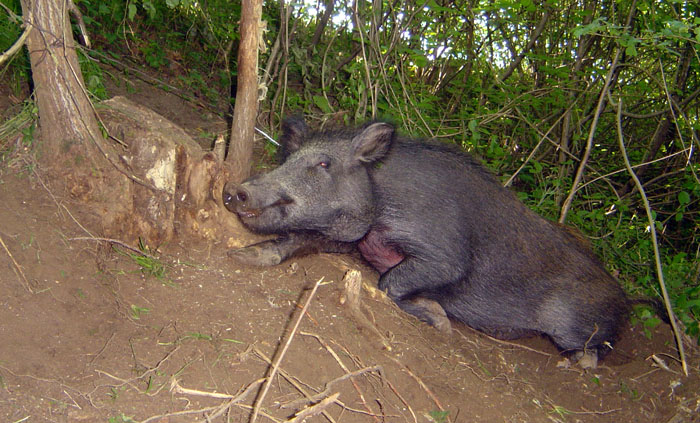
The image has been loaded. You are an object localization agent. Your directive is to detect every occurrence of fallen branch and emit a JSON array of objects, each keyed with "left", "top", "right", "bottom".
[
  {"left": 281, "top": 364, "right": 383, "bottom": 409},
  {"left": 387, "top": 356, "right": 446, "bottom": 417},
  {"left": 253, "top": 345, "right": 338, "bottom": 423},
  {"left": 69, "top": 236, "right": 158, "bottom": 260},
  {"left": 250, "top": 277, "right": 325, "bottom": 423},
  {"left": 299, "top": 330, "right": 383, "bottom": 419},
  {"left": 287, "top": 393, "right": 339, "bottom": 423},
  {"left": 158, "top": 377, "right": 267, "bottom": 423},
  {"left": 0, "top": 233, "right": 33, "bottom": 293}
]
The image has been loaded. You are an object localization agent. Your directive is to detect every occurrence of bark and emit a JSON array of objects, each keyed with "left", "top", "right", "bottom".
[
  {"left": 554, "top": 0, "right": 597, "bottom": 207},
  {"left": 227, "top": 0, "right": 263, "bottom": 182},
  {"left": 308, "top": 0, "right": 335, "bottom": 56},
  {"left": 18, "top": 0, "right": 244, "bottom": 248},
  {"left": 619, "top": 42, "right": 695, "bottom": 196},
  {"left": 20, "top": 0, "right": 103, "bottom": 166}
]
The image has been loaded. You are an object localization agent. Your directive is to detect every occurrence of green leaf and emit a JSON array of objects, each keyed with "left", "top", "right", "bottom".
[
  {"left": 142, "top": 0, "right": 156, "bottom": 19},
  {"left": 678, "top": 191, "right": 690, "bottom": 205},
  {"left": 411, "top": 53, "right": 429, "bottom": 68},
  {"left": 127, "top": 3, "right": 137, "bottom": 21},
  {"left": 313, "top": 95, "right": 333, "bottom": 114},
  {"left": 573, "top": 17, "right": 606, "bottom": 38},
  {"left": 643, "top": 317, "right": 661, "bottom": 329}
]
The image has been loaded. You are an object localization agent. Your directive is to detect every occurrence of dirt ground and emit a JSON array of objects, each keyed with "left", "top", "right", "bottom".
[{"left": 1, "top": 71, "right": 699, "bottom": 423}]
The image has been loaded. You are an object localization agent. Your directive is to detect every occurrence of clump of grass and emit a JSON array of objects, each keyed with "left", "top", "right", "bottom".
[
  {"left": 0, "top": 99, "right": 38, "bottom": 163},
  {"left": 130, "top": 304, "right": 150, "bottom": 320},
  {"left": 115, "top": 238, "right": 171, "bottom": 283}
]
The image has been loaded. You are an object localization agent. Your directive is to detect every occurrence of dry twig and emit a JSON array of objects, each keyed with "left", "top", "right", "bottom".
[
  {"left": 287, "top": 392, "right": 340, "bottom": 423},
  {"left": 387, "top": 356, "right": 446, "bottom": 416},
  {"left": 299, "top": 330, "right": 383, "bottom": 419},
  {"left": 0, "top": 233, "right": 33, "bottom": 293},
  {"left": 250, "top": 277, "right": 325, "bottom": 423},
  {"left": 69, "top": 237, "right": 158, "bottom": 260}
]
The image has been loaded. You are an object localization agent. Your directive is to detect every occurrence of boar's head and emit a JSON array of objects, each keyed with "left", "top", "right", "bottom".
[{"left": 223, "top": 117, "right": 395, "bottom": 242}]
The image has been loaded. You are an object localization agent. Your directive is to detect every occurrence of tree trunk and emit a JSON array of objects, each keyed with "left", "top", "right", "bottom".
[
  {"left": 227, "top": 0, "right": 263, "bottom": 183},
  {"left": 18, "top": 0, "right": 245, "bottom": 248},
  {"left": 554, "top": 0, "right": 596, "bottom": 207},
  {"left": 619, "top": 42, "right": 694, "bottom": 197},
  {"left": 308, "top": 0, "right": 335, "bottom": 56},
  {"left": 20, "top": 0, "right": 103, "bottom": 167}
]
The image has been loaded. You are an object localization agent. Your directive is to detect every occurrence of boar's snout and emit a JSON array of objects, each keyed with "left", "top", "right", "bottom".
[{"left": 222, "top": 182, "right": 251, "bottom": 213}]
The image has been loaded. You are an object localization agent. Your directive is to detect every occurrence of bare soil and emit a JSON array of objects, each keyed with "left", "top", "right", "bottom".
[{"left": 1, "top": 74, "right": 698, "bottom": 423}]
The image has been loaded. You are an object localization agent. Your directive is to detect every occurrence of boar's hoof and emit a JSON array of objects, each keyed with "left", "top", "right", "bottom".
[
  {"left": 573, "top": 349, "right": 598, "bottom": 370},
  {"left": 409, "top": 297, "right": 452, "bottom": 334},
  {"left": 227, "top": 245, "right": 283, "bottom": 266}
]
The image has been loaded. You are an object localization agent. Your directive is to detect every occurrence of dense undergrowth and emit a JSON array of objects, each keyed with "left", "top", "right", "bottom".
[{"left": 1, "top": 0, "right": 698, "bottom": 341}]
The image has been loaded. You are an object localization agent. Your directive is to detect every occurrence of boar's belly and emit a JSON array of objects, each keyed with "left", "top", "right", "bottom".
[{"left": 358, "top": 228, "right": 405, "bottom": 274}]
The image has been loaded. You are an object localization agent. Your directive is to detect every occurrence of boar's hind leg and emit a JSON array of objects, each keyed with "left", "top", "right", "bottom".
[
  {"left": 400, "top": 297, "right": 452, "bottom": 333},
  {"left": 378, "top": 258, "right": 456, "bottom": 333},
  {"left": 228, "top": 233, "right": 354, "bottom": 266}
]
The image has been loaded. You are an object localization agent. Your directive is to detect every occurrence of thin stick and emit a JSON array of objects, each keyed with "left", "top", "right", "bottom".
[
  {"left": 611, "top": 95, "right": 688, "bottom": 376},
  {"left": 69, "top": 237, "right": 157, "bottom": 260},
  {"left": 385, "top": 378, "right": 418, "bottom": 423},
  {"left": 253, "top": 346, "right": 337, "bottom": 423},
  {"left": 559, "top": 47, "right": 621, "bottom": 223},
  {"left": 0, "top": 233, "right": 33, "bottom": 293},
  {"left": 287, "top": 393, "right": 339, "bottom": 423},
  {"left": 300, "top": 330, "right": 381, "bottom": 419},
  {"left": 250, "top": 277, "right": 325, "bottom": 423},
  {"left": 388, "top": 356, "right": 446, "bottom": 414},
  {"left": 88, "top": 332, "right": 115, "bottom": 364},
  {"left": 282, "top": 362, "right": 382, "bottom": 408}
]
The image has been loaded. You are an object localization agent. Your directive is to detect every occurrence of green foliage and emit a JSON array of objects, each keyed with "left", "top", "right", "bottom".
[
  {"left": 108, "top": 413, "right": 136, "bottom": 423},
  {"left": 0, "top": 0, "right": 30, "bottom": 96},
  {"left": 130, "top": 304, "right": 150, "bottom": 320},
  {"left": 5, "top": 0, "right": 698, "bottom": 342},
  {"left": 77, "top": 49, "right": 108, "bottom": 100},
  {"left": 141, "top": 41, "right": 167, "bottom": 69},
  {"left": 115, "top": 239, "right": 169, "bottom": 281},
  {"left": 0, "top": 99, "right": 37, "bottom": 150}
]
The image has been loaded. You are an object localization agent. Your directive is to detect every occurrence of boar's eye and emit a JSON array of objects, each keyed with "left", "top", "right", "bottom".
[{"left": 317, "top": 160, "right": 330, "bottom": 169}]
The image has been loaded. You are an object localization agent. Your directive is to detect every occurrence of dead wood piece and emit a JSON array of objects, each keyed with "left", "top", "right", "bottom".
[
  {"left": 282, "top": 365, "right": 383, "bottom": 409},
  {"left": 251, "top": 277, "right": 325, "bottom": 423},
  {"left": 0, "top": 233, "right": 33, "bottom": 293},
  {"left": 339, "top": 269, "right": 392, "bottom": 350},
  {"left": 287, "top": 393, "right": 340, "bottom": 423},
  {"left": 339, "top": 269, "right": 362, "bottom": 311}
]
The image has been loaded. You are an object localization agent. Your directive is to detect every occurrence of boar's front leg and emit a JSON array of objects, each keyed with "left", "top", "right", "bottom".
[{"left": 228, "top": 232, "right": 355, "bottom": 266}]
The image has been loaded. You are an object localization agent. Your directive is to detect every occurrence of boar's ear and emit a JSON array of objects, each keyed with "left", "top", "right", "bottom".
[
  {"left": 279, "top": 116, "right": 309, "bottom": 159},
  {"left": 352, "top": 122, "right": 395, "bottom": 163}
]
